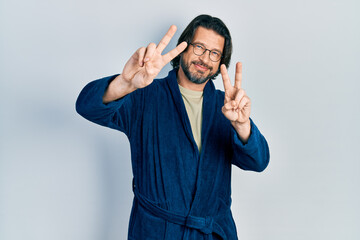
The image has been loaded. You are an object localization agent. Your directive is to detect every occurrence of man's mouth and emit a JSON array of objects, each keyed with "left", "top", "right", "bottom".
[{"left": 192, "top": 62, "right": 210, "bottom": 72}]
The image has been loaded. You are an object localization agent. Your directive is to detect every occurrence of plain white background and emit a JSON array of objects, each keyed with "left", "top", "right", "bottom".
[{"left": 1, "top": 0, "right": 359, "bottom": 239}]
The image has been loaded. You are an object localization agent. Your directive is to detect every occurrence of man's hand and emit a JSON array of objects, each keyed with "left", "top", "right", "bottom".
[
  {"left": 103, "top": 25, "right": 187, "bottom": 103},
  {"left": 122, "top": 25, "right": 187, "bottom": 89},
  {"left": 221, "top": 62, "right": 251, "bottom": 142}
]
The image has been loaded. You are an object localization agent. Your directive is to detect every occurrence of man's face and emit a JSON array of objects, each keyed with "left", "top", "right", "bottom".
[{"left": 180, "top": 26, "right": 225, "bottom": 84}]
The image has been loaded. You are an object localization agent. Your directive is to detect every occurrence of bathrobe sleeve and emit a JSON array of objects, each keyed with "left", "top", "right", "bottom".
[
  {"left": 75, "top": 75, "right": 142, "bottom": 137},
  {"left": 231, "top": 118, "right": 270, "bottom": 172}
]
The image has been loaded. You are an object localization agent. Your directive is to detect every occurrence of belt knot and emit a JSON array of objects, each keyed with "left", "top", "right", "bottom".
[{"left": 185, "top": 215, "right": 213, "bottom": 235}]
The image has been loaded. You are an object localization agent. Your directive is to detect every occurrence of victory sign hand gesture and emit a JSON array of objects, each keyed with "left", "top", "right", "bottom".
[
  {"left": 221, "top": 62, "right": 251, "bottom": 142},
  {"left": 121, "top": 25, "right": 187, "bottom": 89},
  {"left": 103, "top": 25, "right": 187, "bottom": 103}
]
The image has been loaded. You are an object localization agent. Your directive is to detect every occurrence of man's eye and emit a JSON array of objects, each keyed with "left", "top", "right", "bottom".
[
  {"left": 195, "top": 44, "right": 204, "bottom": 50},
  {"left": 212, "top": 51, "right": 220, "bottom": 57}
]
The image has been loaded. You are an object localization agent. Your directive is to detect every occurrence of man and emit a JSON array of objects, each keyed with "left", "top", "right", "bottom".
[{"left": 76, "top": 15, "right": 269, "bottom": 240}]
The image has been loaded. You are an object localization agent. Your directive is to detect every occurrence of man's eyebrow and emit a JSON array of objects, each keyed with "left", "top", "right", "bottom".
[{"left": 192, "top": 41, "right": 222, "bottom": 53}]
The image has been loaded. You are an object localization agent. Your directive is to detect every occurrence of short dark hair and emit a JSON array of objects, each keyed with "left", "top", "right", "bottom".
[{"left": 171, "top": 14, "right": 232, "bottom": 72}]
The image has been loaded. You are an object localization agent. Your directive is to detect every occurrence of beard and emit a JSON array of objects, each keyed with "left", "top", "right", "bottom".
[{"left": 180, "top": 56, "right": 218, "bottom": 84}]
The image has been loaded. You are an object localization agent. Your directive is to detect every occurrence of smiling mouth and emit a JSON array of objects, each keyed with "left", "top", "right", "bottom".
[{"left": 193, "top": 63, "right": 209, "bottom": 72}]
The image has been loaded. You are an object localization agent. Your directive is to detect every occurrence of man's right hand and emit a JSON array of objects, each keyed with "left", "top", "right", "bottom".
[{"left": 103, "top": 25, "right": 187, "bottom": 103}]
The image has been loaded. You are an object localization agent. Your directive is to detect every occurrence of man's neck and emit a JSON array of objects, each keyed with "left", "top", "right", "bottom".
[{"left": 176, "top": 67, "right": 208, "bottom": 92}]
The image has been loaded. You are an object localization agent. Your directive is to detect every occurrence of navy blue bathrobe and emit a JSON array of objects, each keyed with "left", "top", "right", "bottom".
[{"left": 76, "top": 69, "right": 270, "bottom": 240}]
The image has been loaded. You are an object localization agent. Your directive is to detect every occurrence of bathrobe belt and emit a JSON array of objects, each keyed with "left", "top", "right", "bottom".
[{"left": 133, "top": 186, "right": 228, "bottom": 239}]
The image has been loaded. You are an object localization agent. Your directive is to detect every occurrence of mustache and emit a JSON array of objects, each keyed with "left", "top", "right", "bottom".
[{"left": 192, "top": 61, "right": 212, "bottom": 71}]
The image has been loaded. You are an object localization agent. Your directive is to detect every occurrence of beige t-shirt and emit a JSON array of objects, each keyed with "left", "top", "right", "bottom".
[{"left": 178, "top": 84, "right": 203, "bottom": 153}]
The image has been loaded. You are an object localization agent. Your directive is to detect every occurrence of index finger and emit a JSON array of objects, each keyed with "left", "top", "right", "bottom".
[
  {"left": 162, "top": 41, "right": 187, "bottom": 64},
  {"left": 220, "top": 64, "right": 232, "bottom": 92},
  {"left": 156, "top": 25, "right": 177, "bottom": 53},
  {"left": 234, "top": 62, "right": 242, "bottom": 89}
]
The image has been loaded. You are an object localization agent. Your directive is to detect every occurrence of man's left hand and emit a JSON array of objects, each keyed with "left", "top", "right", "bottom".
[{"left": 221, "top": 62, "right": 251, "bottom": 143}]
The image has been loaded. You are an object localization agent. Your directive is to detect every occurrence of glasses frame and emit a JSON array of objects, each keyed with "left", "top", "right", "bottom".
[{"left": 189, "top": 43, "right": 222, "bottom": 62}]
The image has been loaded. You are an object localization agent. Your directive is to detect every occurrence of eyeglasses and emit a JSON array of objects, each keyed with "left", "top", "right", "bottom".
[{"left": 189, "top": 43, "right": 222, "bottom": 62}]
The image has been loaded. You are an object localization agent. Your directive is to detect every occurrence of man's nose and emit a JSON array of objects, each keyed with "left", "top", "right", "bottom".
[{"left": 199, "top": 50, "right": 211, "bottom": 63}]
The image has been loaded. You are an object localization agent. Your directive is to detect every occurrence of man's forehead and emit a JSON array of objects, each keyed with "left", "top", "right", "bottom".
[{"left": 191, "top": 26, "right": 225, "bottom": 51}]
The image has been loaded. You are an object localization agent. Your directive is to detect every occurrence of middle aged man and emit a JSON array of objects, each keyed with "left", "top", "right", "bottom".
[{"left": 76, "top": 14, "right": 270, "bottom": 240}]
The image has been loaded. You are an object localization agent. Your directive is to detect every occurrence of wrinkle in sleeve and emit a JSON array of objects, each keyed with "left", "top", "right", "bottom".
[
  {"left": 75, "top": 75, "right": 140, "bottom": 136},
  {"left": 231, "top": 118, "right": 270, "bottom": 172}
]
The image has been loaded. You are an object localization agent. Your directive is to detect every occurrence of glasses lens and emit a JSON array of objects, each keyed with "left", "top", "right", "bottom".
[
  {"left": 210, "top": 51, "right": 221, "bottom": 61},
  {"left": 193, "top": 44, "right": 204, "bottom": 56}
]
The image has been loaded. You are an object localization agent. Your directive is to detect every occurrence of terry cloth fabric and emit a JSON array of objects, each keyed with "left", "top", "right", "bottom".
[{"left": 76, "top": 68, "right": 270, "bottom": 239}]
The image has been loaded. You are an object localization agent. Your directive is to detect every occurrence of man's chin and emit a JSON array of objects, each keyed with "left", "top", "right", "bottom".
[
  {"left": 189, "top": 68, "right": 209, "bottom": 79},
  {"left": 188, "top": 75, "right": 209, "bottom": 84}
]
